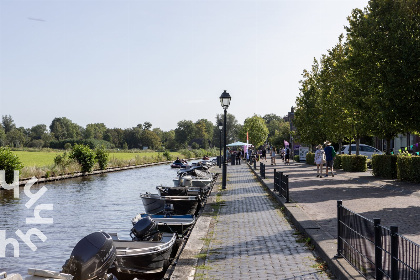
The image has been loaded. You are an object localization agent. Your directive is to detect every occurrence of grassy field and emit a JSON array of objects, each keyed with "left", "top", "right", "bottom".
[
  {"left": 13, "top": 150, "right": 185, "bottom": 168},
  {"left": 13, "top": 151, "right": 62, "bottom": 167}
]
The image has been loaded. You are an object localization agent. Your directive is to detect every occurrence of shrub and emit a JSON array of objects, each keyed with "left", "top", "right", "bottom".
[
  {"left": 294, "top": 155, "right": 300, "bottom": 162},
  {"left": 0, "top": 147, "right": 24, "bottom": 184},
  {"left": 54, "top": 152, "right": 72, "bottom": 169},
  {"left": 372, "top": 154, "right": 398, "bottom": 179},
  {"left": 397, "top": 156, "right": 420, "bottom": 182},
  {"left": 95, "top": 146, "right": 109, "bottom": 170},
  {"left": 69, "top": 144, "right": 96, "bottom": 173},
  {"left": 341, "top": 155, "right": 367, "bottom": 172},
  {"left": 306, "top": 152, "right": 315, "bottom": 165},
  {"left": 64, "top": 143, "right": 72, "bottom": 150},
  {"left": 334, "top": 154, "right": 343, "bottom": 170},
  {"left": 179, "top": 149, "right": 193, "bottom": 159},
  {"left": 163, "top": 150, "right": 172, "bottom": 161}
]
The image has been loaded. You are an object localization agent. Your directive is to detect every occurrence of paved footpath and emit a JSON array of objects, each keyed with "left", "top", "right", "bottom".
[
  {"left": 260, "top": 156, "right": 420, "bottom": 245},
  {"left": 194, "top": 164, "right": 330, "bottom": 280}
]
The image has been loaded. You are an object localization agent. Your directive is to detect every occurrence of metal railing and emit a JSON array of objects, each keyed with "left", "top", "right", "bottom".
[
  {"left": 260, "top": 162, "right": 265, "bottom": 179},
  {"left": 337, "top": 201, "right": 420, "bottom": 279},
  {"left": 273, "top": 169, "right": 289, "bottom": 202}
]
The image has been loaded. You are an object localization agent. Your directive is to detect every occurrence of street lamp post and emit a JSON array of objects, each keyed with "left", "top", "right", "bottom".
[
  {"left": 220, "top": 90, "right": 231, "bottom": 190},
  {"left": 218, "top": 121, "right": 223, "bottom": 168}
]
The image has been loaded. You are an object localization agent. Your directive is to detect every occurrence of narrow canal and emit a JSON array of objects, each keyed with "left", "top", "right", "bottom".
[{"left": 0, "top": 163, "right": 180, "bottom": 275}]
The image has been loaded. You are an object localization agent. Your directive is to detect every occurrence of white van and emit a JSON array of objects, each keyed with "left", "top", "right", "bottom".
[{"left": 341, "top": 144, "right": 383, "bottom": 159}]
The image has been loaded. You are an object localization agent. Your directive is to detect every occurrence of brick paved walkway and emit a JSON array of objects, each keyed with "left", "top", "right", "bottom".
[
  {"left": 260, "top": 157, "right": 420, "bottom": 245},
  {"left": 194, "top": 164, "right": 330, "bottom": 280}
]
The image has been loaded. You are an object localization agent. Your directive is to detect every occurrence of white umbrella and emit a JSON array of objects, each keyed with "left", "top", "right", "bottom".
[{"left": 226, "top": 141, "right": 253, "bottom": 147}]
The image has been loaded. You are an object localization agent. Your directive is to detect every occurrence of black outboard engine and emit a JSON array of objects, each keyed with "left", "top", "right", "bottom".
[
  {"left": 62, "top": 231, "right": 116, "bottom": 280},
  {"left": 130, "top": 216, "right": 157, "bottom": 241}
]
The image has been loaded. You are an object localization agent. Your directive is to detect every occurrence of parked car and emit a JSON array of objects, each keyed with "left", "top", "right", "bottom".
[{"left": 341, "top": 144, "right": 383, "bottom": 159}]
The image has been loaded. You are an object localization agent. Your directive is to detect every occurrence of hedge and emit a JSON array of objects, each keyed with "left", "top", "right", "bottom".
[
  {"left": 340, "top": 154, "right": 367, "bottom": 172},
  {"left": 334, "top": 154, "right": 343, "bottom": 170},
  {"left": 372, "top": 154, "right": 398, "bottom": 179},
  {"left": 397, "top": 156, "right": 420, "bottom": 183},
  {"left": 306, "top": 152, "right": 315, "bottom": 165}
]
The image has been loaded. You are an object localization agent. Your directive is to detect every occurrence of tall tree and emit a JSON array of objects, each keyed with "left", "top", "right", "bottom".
[
  {"left": 30, "top": 124, "right": 48, "bottom": 140},
  {"left": 2, "top": 115, "right": 16, "bottom": 133},
  {"left": 294, "top": 59, "right": 326, "bottom": 146},
  {"left": 140, "top": 130, "right": 161, "bottom": 149},
  {"left": 345, "top": 0, "right": 420, "bottom": 152},
  {"left": 215, "top": 113, "right": 241, "bottom": 144},
  {"left": 143, "top": 121, "right": 152, "bottom": 130},
  {"left": 5, "top": 129, "right": 26, "bottom": 147},
  {"left": 84, "top": 123, "right": 107, "bottom": 140},
  {"left": 175, "top": 120, "right": 195, "bottom": 147},
  {"left": 0, "top": 126, "right": 5, "bottom": 146},
  {"left": 193, "top": 119, "right": 214, "bottom": 148},
  {"left": 50, "top": 117, "right": 83, "bottom": 140},
  {"left": 240, "top": 115, "right": 269, "bottom": 148}
]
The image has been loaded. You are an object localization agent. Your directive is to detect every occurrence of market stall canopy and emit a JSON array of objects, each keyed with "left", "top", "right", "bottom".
[{"left": 226, "top": 141, "right": 253, "bottom": 147}]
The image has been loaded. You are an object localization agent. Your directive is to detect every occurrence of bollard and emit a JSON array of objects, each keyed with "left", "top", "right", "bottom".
[
  {"left": 374, "top": 218, "right": 383, "bottom": 280},
  {"left": 390, "top": 226, "right": 399, "bottom": 280},
  {"left": 335, "top": 200, "right": 343, "bottom": 258},
  {"left": 274, "top": 169, "right": 277, "bottom": 191}
]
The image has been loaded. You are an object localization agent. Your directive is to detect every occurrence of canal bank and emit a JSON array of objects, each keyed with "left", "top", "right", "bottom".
[
  {"left": 172, "top": 163, "right": 330, "bottom": 279},
  {"left": 15, "top": 160, "right": 173, "bottom": 186}
]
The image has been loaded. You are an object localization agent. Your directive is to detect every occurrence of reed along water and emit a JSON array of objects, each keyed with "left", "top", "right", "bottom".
[{"left": 0, "top": 163, "right": 179, "bottom": 275}]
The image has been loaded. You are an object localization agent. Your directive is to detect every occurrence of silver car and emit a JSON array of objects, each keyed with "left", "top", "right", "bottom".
[{"left": 341, "top": 144, "right": 383, "bottom": 159}]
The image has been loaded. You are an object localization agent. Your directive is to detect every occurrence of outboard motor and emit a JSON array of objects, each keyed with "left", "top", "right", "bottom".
[
  {"left": 130, "top": 216, "right": 157, "bottom": 241},
  {"left": 62, "top": 231, "right": 116, "bottom": 280}
]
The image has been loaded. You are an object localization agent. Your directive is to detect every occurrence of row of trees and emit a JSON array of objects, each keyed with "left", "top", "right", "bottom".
[
  {"left": 294, "top": 0, "right": 420, "bottom": 153},
  {"left": 0, "top": 113, "right": 291, "bottom": 151}
]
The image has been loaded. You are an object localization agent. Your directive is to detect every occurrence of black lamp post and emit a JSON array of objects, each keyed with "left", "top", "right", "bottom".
[
  {"left": 218, "top": 121, "right": 223, "bottom": 168},
  {"left": 220, "top": 90, "right": 231, "bottom": 190}
]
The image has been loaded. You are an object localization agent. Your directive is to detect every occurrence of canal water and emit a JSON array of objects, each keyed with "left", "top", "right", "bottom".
[{"left": 0, "top": 163, "right": 181, "bottom": 275}]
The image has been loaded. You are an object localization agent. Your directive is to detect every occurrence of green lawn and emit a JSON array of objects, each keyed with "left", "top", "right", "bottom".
[
  {"left": 13, "top": 151, "right": 61, "bottom": 167},
  {"left": 13, "top": 150, "right": 184, "bottom": 168}
]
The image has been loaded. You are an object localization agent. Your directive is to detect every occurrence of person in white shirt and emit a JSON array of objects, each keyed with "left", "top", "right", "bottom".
[{"left": 314, "top": 144, "right": 326, "bottom": 178}]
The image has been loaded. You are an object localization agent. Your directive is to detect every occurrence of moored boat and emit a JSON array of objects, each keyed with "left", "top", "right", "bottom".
[
  {"left": 109, "top": 217, "right": 177, "bottom": 280},
  {"left": 132, "top": 213, "right": 196, "bottom": 235},
  {"left": 140, "top": 193, "right": 201, "bottom": 215}
]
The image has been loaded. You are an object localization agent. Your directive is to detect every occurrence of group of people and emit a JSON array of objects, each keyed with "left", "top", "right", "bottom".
[
  {"left": 314, "top": 141, "right": 336, "bottom": 178},
  {"left": 246, "top": 146, "right": 291, "bottom": 166}
]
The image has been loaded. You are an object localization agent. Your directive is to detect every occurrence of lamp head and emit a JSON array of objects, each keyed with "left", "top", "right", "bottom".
[{"left": 219, "top": 90, "right": 231, "bottom": 109}]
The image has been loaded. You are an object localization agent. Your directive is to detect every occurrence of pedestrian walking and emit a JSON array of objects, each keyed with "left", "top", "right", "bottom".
[
  {"left": 236, "top": 150, "right": 241, "bottom": 165},
  {"left": 314, "top": 144, "right": 325, "bottom": 178},
  {"left": 262, "top": 148, "right": 267, "bottom": 161},
  {"left": 271, "top": 147, "right": 276, "bottom": 165},
  {"left": 324, "top": 141, "right": 336, "bottom": 177},
  {"left": 285, "top": 146, "right": 290, "bottom": 164}
]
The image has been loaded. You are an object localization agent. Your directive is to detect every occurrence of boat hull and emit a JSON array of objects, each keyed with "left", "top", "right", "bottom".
[
  {"left": 110, "top": 233, "right": 177, "bottom": 279},
  {"left": 141, "top": 193, "right": 201, "bottom": 215},
  {"left": 141, "top": 193, "right": 165, "bottom": 214}
]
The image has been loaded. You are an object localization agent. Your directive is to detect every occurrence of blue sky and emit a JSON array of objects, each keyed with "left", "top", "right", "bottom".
[{"left": 0, "top": 0, "right": 368, "bottom": 131}]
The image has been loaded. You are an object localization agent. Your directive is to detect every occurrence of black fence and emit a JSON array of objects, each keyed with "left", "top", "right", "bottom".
[
  {"left": 273, "top": 169, "right": 289, "bottom": 203},
  {"left": 260, "top": 162, "right": 265, "bottom": 179},
  {"left": 337, "top": 201, "right": 420, "bottom": 279}
]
